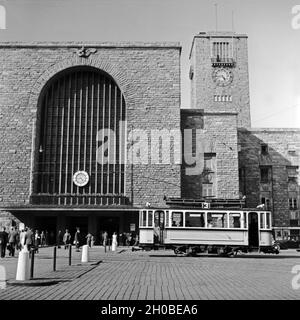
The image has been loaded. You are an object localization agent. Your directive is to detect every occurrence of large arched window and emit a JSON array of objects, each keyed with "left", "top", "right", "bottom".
[{"left": 32, "top": 67, "right": 126, "bottom": 205}]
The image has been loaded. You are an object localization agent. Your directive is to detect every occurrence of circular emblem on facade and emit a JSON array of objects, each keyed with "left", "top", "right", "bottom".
[
  {"left": 73, "top": 171, "right": 89, "bottom": 187},
  {"left": 212, "top": 68, "right": 233, "bottom": 87}
]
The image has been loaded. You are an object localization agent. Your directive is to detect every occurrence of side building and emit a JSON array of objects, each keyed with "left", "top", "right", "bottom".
[{"left": 185, "top": 31, "right": 300, "bottom": 240}]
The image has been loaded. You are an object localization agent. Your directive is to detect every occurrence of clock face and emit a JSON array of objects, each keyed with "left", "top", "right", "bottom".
[
  {"left": 73, "top": 171, "right": 89, "bottom": 187},
  {"left": 212, "top": 68, "right": 233, "bottom": 87}
]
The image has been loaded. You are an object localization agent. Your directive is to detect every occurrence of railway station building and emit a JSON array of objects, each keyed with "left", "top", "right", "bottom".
[{"left": 0, "top": 32, "right": 299, "bottom": 243}]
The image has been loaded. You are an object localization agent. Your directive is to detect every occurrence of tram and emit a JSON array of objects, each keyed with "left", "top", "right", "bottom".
[{"left": 138, "top": 207, "right": 280, "bottom": 256}]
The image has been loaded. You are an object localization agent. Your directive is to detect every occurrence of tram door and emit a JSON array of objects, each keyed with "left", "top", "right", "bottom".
[
  {"left": 153, "top": 210, "right": 165, "bottom": 245},
  {"left": 248, "top": 212, "right": 259, "bottom": 247}
]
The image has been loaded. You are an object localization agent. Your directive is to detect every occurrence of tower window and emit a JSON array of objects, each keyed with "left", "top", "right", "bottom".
[
  {"left": 260, "top": 167, "right": 272, "bottom": 183},
  {"left": 212, "top": 42, "right": 232, "bottom": 59},
  {"left": 289, "top": 198, "right": 298, "bottom": 210},
  {"left": 261, "top": 144, "right": 268, "bottom": 155}
]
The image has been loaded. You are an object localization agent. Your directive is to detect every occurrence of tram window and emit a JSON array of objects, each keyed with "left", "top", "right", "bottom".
[
  {"left": 260, "top": 213, "right": 265, "bottom": 229},
  {"left": 185, "top": 212, "right": 205, "bottom": 227},
  {"left": 229, "top": 213, "right": 241, "bottom": 228},
  {"left": 207, "top": 213, "right": 228, "bottom": 228},
  {"left": 141, "top": 210, "right": 147, "bottom": 227},
  {"left": 266, "top": 213, "right": 271, "bottom": 229},
  {"left": 165, "top": 211, "right": 169, "bottom": 227},
  {"left": 148, "top": 211, "right": 153, "bottom": 227},
  {"left": 172, "top": 212, "right": 183, "bottom": 227}
]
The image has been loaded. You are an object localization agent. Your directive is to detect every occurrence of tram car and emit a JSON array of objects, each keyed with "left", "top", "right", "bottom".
[{"left": 138, "top": 207, "right": 280, "bottom": 256}]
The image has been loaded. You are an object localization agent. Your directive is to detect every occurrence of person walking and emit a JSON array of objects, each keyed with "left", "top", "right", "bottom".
[
  {"left": 34, "top": 230, "right": 41, "bottom": 253},
  {"left": 102, "top": 231, "right": 108, "bottom": 247},
  {"left": 8, "top": 227, "right": 18, "bottom": 257},
  {"left": 19, "top": 228, "right": 26, "bottom": 250},
  {"left": 86, "top": 232, "right": 92, "bottom": 248},
  {"left": 40, "top": 231, "right": 46, "bottom": 247},
  {"left": 63, "top": 229, "right": 71, "bottom": 249},
  {"left": 74, "top": 227, "right": 81, "bottom": 252},
  {"left": 112, "top": 232, "right": 118, "bottom": 251},
  {"left": 25, "top": 227, "right": 34, "bottom": 252},
  {"left": 57, "top": 230, "right": 63, "bottom": 249},
  {"left": 0, "top": 226, "right": 8, "bottom": 258}
]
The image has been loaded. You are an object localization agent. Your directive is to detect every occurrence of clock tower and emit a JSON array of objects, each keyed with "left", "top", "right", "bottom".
[{"left": 189, "top": 31, "right": 251, "bottom": 129}]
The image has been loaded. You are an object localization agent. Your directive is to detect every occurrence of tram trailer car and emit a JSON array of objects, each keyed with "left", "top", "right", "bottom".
[{"left": 138, "top": 208, "right": 280, "bottom": 256}]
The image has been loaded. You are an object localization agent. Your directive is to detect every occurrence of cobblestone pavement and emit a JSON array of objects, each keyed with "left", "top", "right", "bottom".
[{"left": 0, "top": 247, "right": 300, "bottom": 300}]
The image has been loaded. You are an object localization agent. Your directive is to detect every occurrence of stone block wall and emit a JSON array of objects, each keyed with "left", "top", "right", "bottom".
[
  {"left": 181, "top": 109, "right": 240, "bottom": 199},
  {"left": 189, "top": 32, "right": 251, "bottom": 129},
  {"left": 0, "top": 42, "right": 182, "bottom": 210},
  {"left": 238, "top": 128, "right": 300, "bottom": 227}
]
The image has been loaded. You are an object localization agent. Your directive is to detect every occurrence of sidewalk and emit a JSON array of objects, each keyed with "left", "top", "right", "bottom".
[{"left": 0, "top": 245, "right": 126, "bottom": 282}]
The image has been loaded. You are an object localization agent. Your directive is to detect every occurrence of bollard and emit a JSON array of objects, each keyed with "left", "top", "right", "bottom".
[
  {"left": 68, "top": 244, "right": 72, "bottom": 266},
  {"left": 53, "top": 246, "right": 57, "bottom": 271},
  {"left": 0, "top": 265, "right": 6, "bottom": 289},
  {"left": 104, "top": 241, "right": 107, "bottom": 253},
  {"left": 81, "top": 245, "right": 89, "bottom": 263},
  {"left": 16, "top": 248, "right": 30, "bottom": 281},
  {"left": 30, "top": 249, "right": 35, "bottom": 279}
]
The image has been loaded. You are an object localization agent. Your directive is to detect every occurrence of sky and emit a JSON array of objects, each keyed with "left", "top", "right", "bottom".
[{"left": 0, "top": 0, "right": 299, "bottom": 128}]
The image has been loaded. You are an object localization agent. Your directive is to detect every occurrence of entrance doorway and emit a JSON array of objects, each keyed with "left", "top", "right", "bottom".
[
  {"left": 66, "top": 216, "right": 88, "bottom": 245},
  {"left": 97, "top": 217, "right": 120, "bottom": 244},
  {"left": 34, "top": 216, "right": 57, "bottom": 245},
  {"left": 248, "top": 212, "right": 259, "bottom": 247}
]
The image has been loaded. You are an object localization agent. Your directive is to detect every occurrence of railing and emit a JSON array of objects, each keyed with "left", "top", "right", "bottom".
[
  {"left": 30, "top": 193, "right": 129, "bottom": 206},
  {"left": 211, "top": 57, "right": 235, "bottom": 67}
]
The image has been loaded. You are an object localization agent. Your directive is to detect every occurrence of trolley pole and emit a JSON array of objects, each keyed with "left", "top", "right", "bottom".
[
  {"left": 53, "top": 246, "right": 57, "bottom": 271},
  {"left": 30, "top": 249, "right": 35, "bottom": 279},
  {"left": 68, "top": 244, "right": 72, "bottom": 266}
]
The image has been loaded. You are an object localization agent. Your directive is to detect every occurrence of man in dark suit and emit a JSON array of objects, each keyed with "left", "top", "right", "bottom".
[
  {"left": 0, "top": 226, "right": 8, "bottom": 258},
  {"left": 25, "top": 228, "right": 34, "bottom": 252},
  {"left": 8, "top": 227, "right": 18, "bottom": 257}
]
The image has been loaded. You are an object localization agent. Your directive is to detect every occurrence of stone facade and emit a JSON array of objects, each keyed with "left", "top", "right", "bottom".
[
  {"left": 189, "top": 31, "right": 251, "bottom": 129},
  {"left": 181, "top": 109, "right": 239, "bottom": 199},
  {"left": 0, "top": 42, "right": 181, "bottom": 210},
  {"left": 0, "top": 42, "right": 181, "bottom": 235},
  {"left": 238, "top": 129, "right": 300, "bottom": 237},
  {"left": 187, "top": 31, "right": 300, "bottom": 237},
  {"left": 0, "top": 33, "right": 299, "bottom": 240}
]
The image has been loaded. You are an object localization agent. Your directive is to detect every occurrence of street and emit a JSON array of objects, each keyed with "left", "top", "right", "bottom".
[{"left": 0, "top": 246, "right": 300, "bottom": 300}]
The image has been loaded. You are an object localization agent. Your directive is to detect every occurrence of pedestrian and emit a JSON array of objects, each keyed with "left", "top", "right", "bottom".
[
  {"left": 57, "top": 230, "right": 63, "bottom": 249},
  {"left": 126, "top": 233, "right": 132, "bottom": 247},
  {"left": 0, "top": 226, "right": 8, "bottom": 258},
  {"left": 19, "top": 228, "right": 26, "bottom": 250},
  {"left": 40, "top": 231, "right": 46, "bottom": 247},
  {"left": 86, "top": 232, "right": 92, "bottom": 248},
  {"left": 91, "top": 235, "right": 95, "bottom": 247},
  {"left": 74, "top": 227, "right": 81, "bottom": 252},
  {"left": 34, "top": 230, "right": 40, "bottom": 253},
  {"left": 25, "top": 227, "right": 34, "bottom": 252},
  {"left": 8, "top": 227, "right": 18, "bottom": 257},
  {"left": 63, "top": 229, "right": 71, "bottom": 249},
  {"left": 112, "top": 232, "right": 118, "bottom": 251},
  {"left": 102, "top": 231, "right": 108, "bottom": 247}
]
